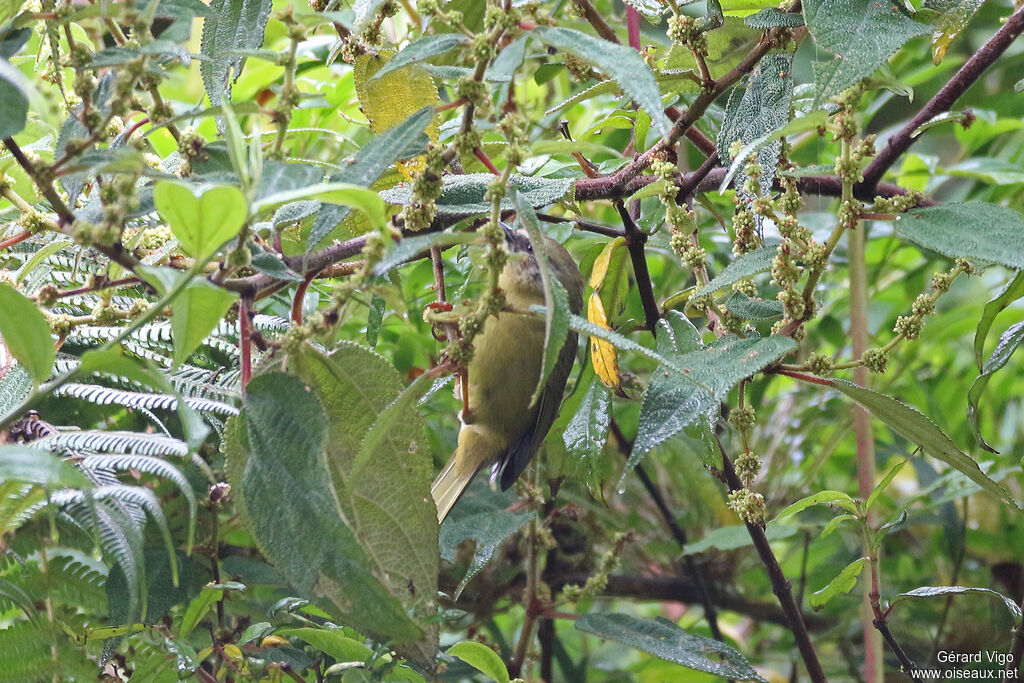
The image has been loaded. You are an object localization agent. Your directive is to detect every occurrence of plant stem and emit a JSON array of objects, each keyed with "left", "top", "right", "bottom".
[
  {"left": 615, "top": 202, "right": 661, "bottom": 335},
  {"left": 716, "top": 435, "right": 827, "bottom": 683},
  {"left": 848, "top": 141, "right": 882, "bottom": 681}
]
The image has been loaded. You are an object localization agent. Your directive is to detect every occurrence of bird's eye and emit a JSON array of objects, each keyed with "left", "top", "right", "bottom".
[{"left": 526, "top": 242, "right": 534, "bottom": 253}]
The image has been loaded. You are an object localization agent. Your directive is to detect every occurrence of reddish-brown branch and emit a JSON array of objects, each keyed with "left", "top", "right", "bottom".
[
  {"left": 571, "top": 0, "right": 619, "bottom": 44},
  {"left": 56, "top": 277, "right": 141, "bottom": 299},
  {"left": 626, "top": 7, "right": 641, "bottom": 50},
  {"left": 858, "top": 4, "right": 1024, "bottom": 192},
  {"left": 239, "top": 298, "right": 253, "bottom": 393},
  {"left": 291, "top": 270, "right": 318, "bottom": 325},
  {"left": 0, "top": 229, "right": 32, "bottom": 251},
  {"left": 776, "top": 368, "right": 836, "bottom": 387}
]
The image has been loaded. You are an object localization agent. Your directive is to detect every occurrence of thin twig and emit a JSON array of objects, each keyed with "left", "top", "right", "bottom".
[
  {"left": 571, "top": 0, "right": 619, "bottom": 43},
  {"left": 858, "top": 4, "right": 1024, "bottom": 192},
  {"left": 716, "top": 435, "right": 827, "bottom": 683}
]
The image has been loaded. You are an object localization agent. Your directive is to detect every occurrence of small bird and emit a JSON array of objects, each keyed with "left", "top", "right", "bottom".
[{"left": 431, "top": 224, "right": 585, "bottom": 523}]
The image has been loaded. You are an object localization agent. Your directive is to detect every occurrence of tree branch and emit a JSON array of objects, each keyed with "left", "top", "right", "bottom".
[
  {"left": 615, "top": 202, "right": 661, "bottom": 333},
  {"left": 858, "top": 4, "right": 1024, "bottom": 192}
]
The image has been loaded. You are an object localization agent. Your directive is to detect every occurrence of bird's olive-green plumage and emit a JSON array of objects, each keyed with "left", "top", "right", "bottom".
[{"left": 431, "top": 226, "right": 585, "bottom": 523}]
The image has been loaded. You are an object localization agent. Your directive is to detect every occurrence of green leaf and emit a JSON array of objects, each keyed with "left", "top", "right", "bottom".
[
  {"left": 199, "top": 0, "right": 272, "bottom": 104},
  {"left": 371, "top": 34, "right": 468, "bottom": 80},
  {"left": 154, "top": 183, "right": 248, "bottom": 262},
  {"left": 0, "top": 57, "right": 30, "bottom": 138},
  {"left": 804, "top": 0, "right": 928, "bottom": 103},
  {"left": 968, "top": 321, "right": 1024, "bottom": 453},
  {"left": 223, "top": 372, "right": 424, "bottom": 653},
  {"left": 366, "top": 294, "right": 385, "bottom": 347},
  {"left": 563, "top": 374, "right": 611, "bottom": 466},
  {"left": 575, "top": 613, "right": 767, "bottom": 681},
  {"left": 0, "top": 446, "right": 91, "bottom": 488},
  {"left": 447, "top": 641, "right": 511, "bottom": 683},
  {"left": 891, "top": 586, "right": 1023, "bottom": 625},
  {"left": 137, "top": 267, "right": 239, "bottom": 368},
  {"left": 276, "top": 628, "right": 373, "bottom": 663},
  {"left": 532, "top": 26, "right": 670, "bottom": 135},
  {"left": 380, "top": 173, "right": 574, "bottom": 220},
  {"left": 770, "top": 491, "right": 858, "bottom": 523},
  {"left": 14, "top": 239, "right": 73, "bottom": 284},
  {"left": 545, "top": 80, "right": 621, "bottom": 117},
  {"left": 832, "top": 379, "right": 1021, "bottom": 511},
  {"left": 724, "top": 291, "right": 784, "bottom": 320},
  {"left": 373, "top": 231, "right": 480, "bottom": 276},
  {"left": 0, "top": 282, "right": 55, "bottom": 384},
  {"left": 975, "top": 270, "right": 1024, "bottom": 368},
  {"left": 923, "top": 0, "right": 984, "bottom": 63},
  {"left": 720, "top": 111, "right": 829, "bottom": 191},
  {"left": 625, "top": 322, "right": 796, "bottom": 485},
  {"left": 253, "top": 182, "right": 388, "bottom": 227},
  {"left": 866, "top": 458, "right": 908, "bottom": 510},
  {"left": 683, "top": 523, "right": 797, "bottom": 555},
  {"left": 256, "top": 344, "right": 438, "bottom": 663},
  {"left": 897, "top": 202, "right": 1024, "bottom": 270},
  {"left": 514, "top": 193, "right": 572, "bottom": 405},
  {"left": 692, "top": 245, "right": 777, "bottom": 300},
  {"left": 717, "top": 54, "right": 794, "bottom": 196},
  {"left": 439, "top": 482, "right": 533, "bottom": 598},
  {"left": 661, "top": 20, "right": 761, "bottom": 94},
  {"left": 178, "top": 585, "right": 225, "bottom": 638},
  {"left": 809, "top": 557, "right": 867, "bottom": 610},
  {"left": 350, "top": 0, "right": 388, "bottom": 34}
]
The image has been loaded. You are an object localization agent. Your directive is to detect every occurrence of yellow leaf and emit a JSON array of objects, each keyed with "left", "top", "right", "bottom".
[
  {"left": 353, "top": 51, "right": 440, "bottom": 182},
  {"left": 588, "top": 293, "right": 622, "bottom": 394},
  {"left": 589, "top": 236, "right": 626, "bottom": 290}
]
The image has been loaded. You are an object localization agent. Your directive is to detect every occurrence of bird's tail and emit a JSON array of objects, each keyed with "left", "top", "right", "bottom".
[
  {"left": 432, "top": 425, "right": 502, "bottom": 523},
  {"left": 431, "top": 456, "right": 477, "bottom": 524}
]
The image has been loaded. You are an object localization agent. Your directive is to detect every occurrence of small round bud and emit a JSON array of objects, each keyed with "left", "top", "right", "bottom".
[{"left": 861, "top": 348, "right": 889, "bottom": 374}]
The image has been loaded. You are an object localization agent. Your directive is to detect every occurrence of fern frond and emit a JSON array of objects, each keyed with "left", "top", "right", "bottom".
[
  {"left": 31, "top": 431, "right": 189, "bottom": 458},
  {"left": 0, "top": 482, "right": 46, "bottom": 537},
  {"left": 168, "top": 365, "right": 241, "bottom": 403},
  {"left": 52, "top": 383, "right": 239, "bottom": 416}
]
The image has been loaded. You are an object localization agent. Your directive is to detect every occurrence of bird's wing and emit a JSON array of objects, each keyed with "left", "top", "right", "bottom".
[{"left": 494, "top": 330, "right": 579, "bottom": 490}]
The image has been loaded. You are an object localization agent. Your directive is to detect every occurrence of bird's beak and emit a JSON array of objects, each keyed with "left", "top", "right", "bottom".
[{"left": 500, "top": 221, "right": 515, "bottom": 244}]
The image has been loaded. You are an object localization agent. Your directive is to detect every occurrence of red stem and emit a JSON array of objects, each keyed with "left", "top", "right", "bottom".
[
  {"left": 239, "top": 299, "right": 253, "bottom": 393},
  {"left": 474, "top": 147, "right": 501, "bottom": 176},
  {"left": 0, "top": 229, "right": 32, "bottom": 251},
  {"left": 123, "top": 117, "right": 150, "bottom": 140},
  {"left": 291, "top": 270, "right": 318, "bottom": 325},
  {"left": 626, "top": 7, "right": 641, "bottom": 50},
  {"left": 777, "top": 369, "right": 835, "bottom": 387}
]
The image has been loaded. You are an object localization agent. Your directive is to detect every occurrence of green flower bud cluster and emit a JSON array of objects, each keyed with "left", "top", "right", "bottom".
[
  {"left": 727, "top": 488, "right": 766, "bottom": 524},
  {"left": 771, "top": 242, "right": 802, "bottom": 289},
  {"left": 35, "top": 285, "right": 59, "bottom": 307},
  {"left": 560, "top": 531, "right": 631, "bottom": 603},
  {"left": 729, "top": 404, "right": 755, "bottom": 430},
  {"left": 400, "top": 146, "right": 446, "bottom": 232},
  {"left": 91, "top": 301, "right": 126, "bottom": 325},
  {"left": 734, "top": 450, "right": 762, "bottom": 486},
  {"left": 805, "top": 352, "right": 834, "bottom": 376},
  {"left": 731, "top": 208, "right": 759, "bottom": 256},
  {"left": 732, "top": 278, "right": 758, "bottom": 298},
  {"left": 18, "top": 208, "right": 50, "bottom": 235},
  {"left": 457, "top": 76, "right": 491, "bottom": 110},
  {"left": 666, "top": 14, "right": 706, "bottom": 53},
  {"left": 471, "top": 33, "right": 499, "bottom": 62},
  {"left": 870, "top": 190, "right": 924, "bottom": 215},
  {"left": 861, "top": 347, "right": 888, "bottom": 374},
  {"left": 484, "top": 4, "right": 520, "bottom": 31}
]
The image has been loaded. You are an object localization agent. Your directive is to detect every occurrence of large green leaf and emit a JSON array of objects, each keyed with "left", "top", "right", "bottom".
[
  {"left": 380, "top": 173, "right": 574, "bottom": 219},
  {"left": 137, "top": 267, "right": 238, "bottom": 368},
  {"left": 803, "top": 0, "right": 928, "bottom": 103},
  {"left": 625, "top": 315, "right": 796, "bottom": 484},
  {"left": 532, "top": 26, "right": 670, "bottom": 135},
  {"left": 717, "top": 54, "right": 794, "bottom": 195},
  {"left": 562, "top": 374, "right": 612, "bottom": 470},
  {"left": 439, "top": 482, "right": 533, "bottom": 598},
  {"left": 832, "top": 379, "right": 1021, "bottom": 511},
  {"left": 576, "top": 613, "right": 766, "bottom": 681},
  {"left": 0, "top": 282, "right": 55, "bottom": 384},
  {"left": 268, "top": 343, "right": 439, "bottom": 663},
  {"left": 897, "top": 202, "right": 1024, "bottom": 271},
  {"left": 153, "top": 183, "right": 248, "bottom": 262},
  {"left": 0, "top": 57, "right": 29, "bottom": 139},
  {"left": 967, "top": 321, "right": 1024, "bottom": 453},
  {"left": 223, "top": 372, "right": 425, "bottom": 654},
  {"left": 199, "top": 0, "right": 272, "bottom": 104}
]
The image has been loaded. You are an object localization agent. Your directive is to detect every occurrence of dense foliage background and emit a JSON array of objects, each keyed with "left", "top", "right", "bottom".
[{"left": 0, "top": 0, "right": 1022, "bottom": 681}]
